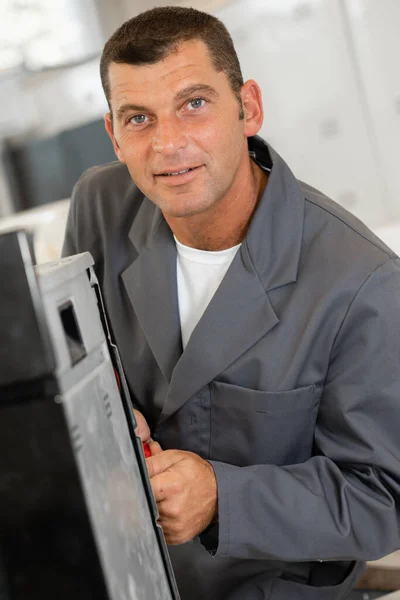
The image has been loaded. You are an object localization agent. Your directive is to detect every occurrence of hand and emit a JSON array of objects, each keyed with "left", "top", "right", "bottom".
[
  {"left": 146, "top": 450, "right": 218, "bottom": 545},
  {"left": 133, "top": 409, "right": 151, "bottom": 443}
]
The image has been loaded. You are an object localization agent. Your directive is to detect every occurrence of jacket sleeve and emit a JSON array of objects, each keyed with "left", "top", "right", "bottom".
[
  {"left": 61, "top": 180, "right": 79, "bottom": 258},
  {"left": 209, "top": 258, "right": 400, "bottom": 562},
  {"left": 61, "top": 170, "right": 101, "bottom": 259}
]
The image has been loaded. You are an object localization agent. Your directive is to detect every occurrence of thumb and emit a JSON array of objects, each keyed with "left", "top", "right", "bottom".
[
  {"left": 133, "top": 409, "right": 151, "bottom": 442},
  {"left": 146, "top": 449, "right": 184, "bottom": 479}
]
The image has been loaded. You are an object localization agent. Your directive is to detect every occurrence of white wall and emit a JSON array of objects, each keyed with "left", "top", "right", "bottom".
[
  {"left": 216, "top": 0, "right": 399, "bottom": 229},
  {"left": 344, "top": 0, "right": 400, "bottom": 222}
]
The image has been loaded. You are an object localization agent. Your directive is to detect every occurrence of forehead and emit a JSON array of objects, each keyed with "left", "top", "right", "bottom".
[{"left": 107, "top": 40, "right": 230, "bottom": 108}]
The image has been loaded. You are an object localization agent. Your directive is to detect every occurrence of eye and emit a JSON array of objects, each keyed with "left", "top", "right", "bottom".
[
  {"left": 130, "top": 114, "right": 148, "bottom": 125},
  {"left": 187, "top": 97, "right": 206, "bottom": 111}
]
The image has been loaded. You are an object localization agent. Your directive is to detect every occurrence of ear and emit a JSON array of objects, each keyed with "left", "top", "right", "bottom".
[
  {"left": 240, "top": 80, "right": 264, "bottom": 137},
  {"left": 104, "top": 112, "right": 126, "bottom": 163}
]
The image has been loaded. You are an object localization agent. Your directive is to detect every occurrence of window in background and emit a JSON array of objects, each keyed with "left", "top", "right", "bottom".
[{"left": 0, "top": 0, "right": 103, "bottom": 75}]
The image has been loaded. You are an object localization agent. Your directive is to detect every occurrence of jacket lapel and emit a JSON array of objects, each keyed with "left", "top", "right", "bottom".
[
  {"left": 158, "top": 242, "right": 279, "bottom": 422},
  {"left": 121, "top": 206, "right": 182, "bottom": 384}
]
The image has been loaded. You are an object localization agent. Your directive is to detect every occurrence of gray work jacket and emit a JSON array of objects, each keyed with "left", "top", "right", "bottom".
[{"left": 62, "top": 136, "right": 400, "bottom": 600}]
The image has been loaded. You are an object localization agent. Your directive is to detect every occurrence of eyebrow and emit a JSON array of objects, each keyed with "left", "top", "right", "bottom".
[
  {"left": 175, "top": 84, "right": 219, "bottom": 103},
  {"left": 115, "top": 84, "right": 219, "bottom": 122}
]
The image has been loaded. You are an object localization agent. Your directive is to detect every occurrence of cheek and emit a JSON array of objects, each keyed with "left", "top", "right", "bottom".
[
  {"left": 209, "top": 122, "right": 245, "bottom": 175},
  {"left": 115, "top": 127, "right": 134, "bottom": 152},
  {"left": 195, "top": 116, "right": 227, "bottom": 147},
  {"left": 191, "top": 118, "right": 243, "bottom": 172},
  {"left": 118, "top": 137, "right": 152, "bottom": 178}
]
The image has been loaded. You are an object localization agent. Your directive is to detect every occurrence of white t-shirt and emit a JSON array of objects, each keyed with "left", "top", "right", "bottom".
[{"left": 174, "top": 236, "right": 241, "bottom": 349}]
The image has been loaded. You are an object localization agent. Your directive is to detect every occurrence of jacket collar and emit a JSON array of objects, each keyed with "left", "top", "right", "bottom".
[
  {"left": 245, "top": 136, "right": 304, "bottom": 291},
  {"left": 125, "top": 136, "right": 304, "bottom": 291}
]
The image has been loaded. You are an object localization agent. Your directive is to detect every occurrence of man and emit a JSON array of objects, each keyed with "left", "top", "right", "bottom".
[{"left": 62, "top": 6, "right": 400, "bottom": 599}]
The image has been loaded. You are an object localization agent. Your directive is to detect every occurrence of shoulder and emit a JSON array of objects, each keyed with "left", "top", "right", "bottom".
[
  {"left": 73, "top": 161, "right": 143, "bottom": 223},
  {"left": 288, "top": 180, "right": 400, "bottom": 317},
  {"left": 300, "top": 180, "right": 397, "bottom": 268},
  {"left": 68, "top": 161, "right": 146, "bottom": 253}
]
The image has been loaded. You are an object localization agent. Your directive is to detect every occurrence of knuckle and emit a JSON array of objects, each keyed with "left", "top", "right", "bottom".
[
  {"left": 171, "top": 478, "right": 183, "bottom": 495},
  {"left": 146, "top": 459, "right": 154, "bottom": 478},
  {"left": 166, "top": 503, "right": 180, "bottom": 520},
  {"left": 175, "top": 530, "right": 188, "bottom": 545},
  {"left": 170, "top": 519, "right": 183, "bottom": 535},
  {"left": 150, "top": 441, "right": 162, "bottom": 455}
]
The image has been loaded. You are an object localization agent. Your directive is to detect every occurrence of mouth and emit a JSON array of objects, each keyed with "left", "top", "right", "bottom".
[
  {"left": 155, "top": 166, "right": 201, "bottom": 177},
  {"left": 154, "top": 165, "right": 203, "bottom": 185}
]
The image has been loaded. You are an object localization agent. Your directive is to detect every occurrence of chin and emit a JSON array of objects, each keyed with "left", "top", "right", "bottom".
[
  {"left": 156, "top": 196, "right": 214, "bottom": 219},
  {"left": 162, "top": 204, "right": 212, "bottom": 219}
]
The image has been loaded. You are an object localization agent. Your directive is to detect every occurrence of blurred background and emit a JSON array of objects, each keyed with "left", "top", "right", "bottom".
[{"left": 0, "top": 0, "right": 399, "bottom": 261}]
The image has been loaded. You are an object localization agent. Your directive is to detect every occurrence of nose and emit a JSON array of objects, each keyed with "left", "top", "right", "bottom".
[{"left": 151, "top": 117, "right": 188, "bottom": 156}]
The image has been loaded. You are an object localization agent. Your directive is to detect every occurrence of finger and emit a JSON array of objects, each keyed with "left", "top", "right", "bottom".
[
  {"left": 133, "top": 409, "right": 151, "bottom": 442},
  {"left": 148, "top": 439, "right": 163, "bottom": 456},
  {"left": 146, "top": 449, "right": 184, "bottom": 479},
  {"left": 156, "top": 511, "right": 192, "bottom": 546}
]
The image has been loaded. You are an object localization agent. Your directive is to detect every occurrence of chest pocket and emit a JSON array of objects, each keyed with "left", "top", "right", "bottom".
[{"left": 210, "top": 382, "right": 321, "bottom": 467}]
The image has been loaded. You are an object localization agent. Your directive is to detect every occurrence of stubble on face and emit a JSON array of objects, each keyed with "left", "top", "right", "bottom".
[{"left": 106, "top": 41, "right": 264, "bottom": 249}]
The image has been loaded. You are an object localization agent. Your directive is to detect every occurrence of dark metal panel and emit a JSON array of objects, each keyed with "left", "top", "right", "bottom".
[{"left": 0, "top": 230, "right": 55, "bottom": 389}]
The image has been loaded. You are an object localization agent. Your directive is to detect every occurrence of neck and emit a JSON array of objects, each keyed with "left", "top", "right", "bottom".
[{"left": 164, "top": 158, "right": 268, "bottom": 251}]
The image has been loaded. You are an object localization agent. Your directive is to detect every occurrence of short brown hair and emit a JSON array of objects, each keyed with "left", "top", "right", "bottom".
[{"left": 100, "top": 6, "right": 244, "bottom": 118}]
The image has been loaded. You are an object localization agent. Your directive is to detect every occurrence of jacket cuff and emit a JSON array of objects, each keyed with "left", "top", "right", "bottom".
[
  {"left": 204, "top": 460, "right": 231, "bottom": 557},
  {"left": 198, "top": 522, "right": 219, "bottom": 555}
]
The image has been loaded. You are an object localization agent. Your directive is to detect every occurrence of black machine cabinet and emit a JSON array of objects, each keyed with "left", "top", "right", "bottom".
[{"left": 0, "top": 230, "right": 179, "bottom": 600}]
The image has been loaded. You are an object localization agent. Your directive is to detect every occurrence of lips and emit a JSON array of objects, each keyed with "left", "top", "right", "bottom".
[
  {"left": 153, "top": 164, "right": 203, "bottom": 186},
  {"left": 155, "top": 166, "right": 199, "bottom": 177}
]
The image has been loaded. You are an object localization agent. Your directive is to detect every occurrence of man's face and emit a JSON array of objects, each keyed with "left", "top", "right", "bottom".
[{"left": 105, "top": 41, "right": 261, "bottom": 218}]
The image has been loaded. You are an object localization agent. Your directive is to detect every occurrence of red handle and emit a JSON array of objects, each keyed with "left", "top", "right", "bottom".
[
  {"left": 142, "top": 441, "right": 151, "bottom": 458},
  {"left": 114, "top": 368, "right": 121, "bottom": 390}
]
